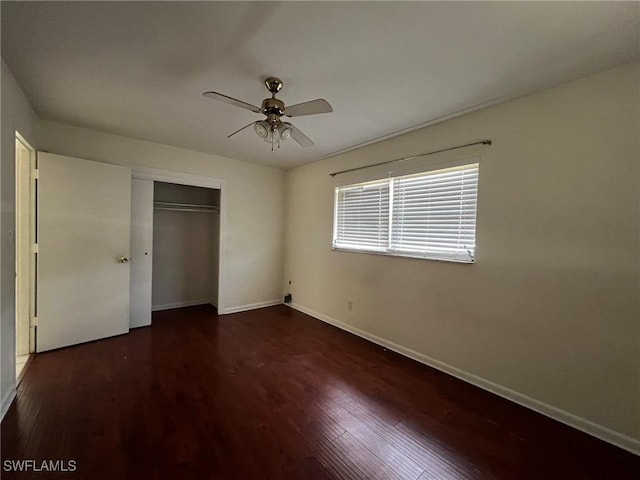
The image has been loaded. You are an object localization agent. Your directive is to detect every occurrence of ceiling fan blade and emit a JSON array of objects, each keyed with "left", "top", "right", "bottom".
[
  {"left": 284, "top": 99, "right": 332, "bottom": 117},
  {"left": 289, "top": 124, "right": 315, "bottom": 148},
  {"left": 227, "top": 121, "right": 255, "bottom": 139},
  {"left": 203, "top": 91, "right": 261, "bottom": 113}
]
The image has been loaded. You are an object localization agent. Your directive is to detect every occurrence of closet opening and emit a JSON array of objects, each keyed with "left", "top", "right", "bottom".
[
  {"left": 130, "top": 171, "right": 224, "bottom": 329},
  {"left": 151, "top": 182, "right": 220, "bottom": 313}
]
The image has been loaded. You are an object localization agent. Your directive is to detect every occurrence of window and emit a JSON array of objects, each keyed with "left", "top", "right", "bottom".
[
  {"left": 334, "top": 179, "right": 390, "bottom": 252},
  {"left": 333, "top": 163, "right": 478, "bottom": 263}
]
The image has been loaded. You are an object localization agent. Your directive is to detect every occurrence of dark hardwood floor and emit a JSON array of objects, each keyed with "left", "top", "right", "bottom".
[{"left": 2, "top": 305, "right": 638, "bottom": 479}]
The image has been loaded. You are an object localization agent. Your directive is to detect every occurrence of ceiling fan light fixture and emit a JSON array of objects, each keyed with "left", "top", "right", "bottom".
[
  {"left": 256, "top": 121, "right": 283, "bottom": 149},
  {"left": 278, "top": 123, "right": 292, "bottom": 140},
  {"left": 258, "top": 124, "right": 282, "bottom": 151},
  {"left": 263, "top": 126, "right": 280, "bottom": 143},
  {"left": 204, "top": 76, "right": 331, "bottom": 149},
  {"left": 254, "top": 120, "right": 269, "bottom": 139}
]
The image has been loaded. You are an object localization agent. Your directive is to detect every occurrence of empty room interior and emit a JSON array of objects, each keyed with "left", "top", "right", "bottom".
[{"left": 1, "top": 1, "right": 639, "bottom": 479}]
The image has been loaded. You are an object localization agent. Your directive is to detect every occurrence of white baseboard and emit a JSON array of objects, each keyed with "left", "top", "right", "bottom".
[
  {"left": 289, "top": 302, "right": 640, "bottom": 456},
  {"left": 220, "top": 299, "right": 282, "bottom": 315},
  {"left": 152, "top": 299, "right": 214, "bottom": 312},
  {"left": 1, "top": 385, "right": 16, "bottom": 421}
]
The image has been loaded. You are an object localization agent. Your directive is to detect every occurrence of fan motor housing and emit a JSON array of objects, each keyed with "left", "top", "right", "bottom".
[{"left": 261, "top": 98, "right": 285, "bottom": 117}]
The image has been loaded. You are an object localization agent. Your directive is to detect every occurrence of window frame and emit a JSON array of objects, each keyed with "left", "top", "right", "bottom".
[{"left": 332, "top": 162, "right": 479, "bottom": 264}]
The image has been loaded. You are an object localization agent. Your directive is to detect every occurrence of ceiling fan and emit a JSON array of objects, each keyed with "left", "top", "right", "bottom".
[{"left": 203, "top": 77, "right": 332, "bottom": 150}]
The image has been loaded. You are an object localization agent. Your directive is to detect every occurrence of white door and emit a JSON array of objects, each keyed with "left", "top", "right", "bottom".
[
  {"left": 130, "top": 178, "right": 154, "bottom": 328},
  {"left": 38, "top": 153, "right": 132, "bottom": 352}
]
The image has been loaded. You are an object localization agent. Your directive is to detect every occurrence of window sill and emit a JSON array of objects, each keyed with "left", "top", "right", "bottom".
[{"left": 331, "top": 247, "right": 475, "bottom": 264}]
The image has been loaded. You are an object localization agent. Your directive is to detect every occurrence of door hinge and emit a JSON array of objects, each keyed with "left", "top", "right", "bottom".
[
  {"left": 33, "top": 168, "right": 39, "bottom": 180},
  {"left": 32, "top": 243, "right": 39, "bottom": 254},
  {"left": 30, "top": 316, "right": 38, "bottom": 327}
]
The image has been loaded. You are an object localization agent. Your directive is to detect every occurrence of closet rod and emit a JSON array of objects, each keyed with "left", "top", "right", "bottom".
[
  {"left": 154, "top": 201, "right": 219, "bottom": 214},
  {"left": 155, "top": 207, "right": 218, "bottom": 214},
  {"left": 328, "top": 139, "right": 492, "bottom": 177}
]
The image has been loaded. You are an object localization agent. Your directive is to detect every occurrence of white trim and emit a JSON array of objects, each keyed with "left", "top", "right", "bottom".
[
  {"left": 131, "top": 165, "right": 223, "bottom": 189},
  {"left": 1, "top": 385, "right": 16, "bottom": 421},
  {"left": 152, "top": 299, "right": 215, "bottom": 312},
  {"left": 217, "top": 186, "right": 228, "bottom": 313},
  {"left": 288, "top": 302, "right": 640, "bottom": 456},
  {"left": 15, "top": 130, "right": 35, "bottom": 153},
  {"left": 331, "top": 246, "right": 475, "bottom": 264},
  {"left": 220, "top": 299, "right": 282, "bottom": 315}
]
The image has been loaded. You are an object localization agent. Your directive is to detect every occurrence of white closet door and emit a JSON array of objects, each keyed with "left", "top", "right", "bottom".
[
  {"left": 38, "top": 153, "right": 132, "bottom": 352},
  {"left": 130, "top": 178, "right": 154, "bottom": 328}
]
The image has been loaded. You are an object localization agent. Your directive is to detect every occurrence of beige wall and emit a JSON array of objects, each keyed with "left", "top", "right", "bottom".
[
  {"left": 0, "top": 59, "right": 39, "bottom": 416},
  {"left": 152, "top": 209, "right": 219, "bottom": 309},
  {"left": 283, "top": 63, "right": 640, "bottom": 451},
  {"left": 38, "top": 120, "right": 285, "bottom": 313}
]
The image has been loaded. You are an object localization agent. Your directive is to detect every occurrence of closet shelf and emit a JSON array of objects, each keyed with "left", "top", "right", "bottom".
[{"left": 153, "top": 201, "right": 219, "bottom": 214}]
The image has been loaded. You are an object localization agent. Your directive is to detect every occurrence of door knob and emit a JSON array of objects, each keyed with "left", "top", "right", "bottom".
[{"left": 119, "top": 256, "right": 130, "bottom": 263}]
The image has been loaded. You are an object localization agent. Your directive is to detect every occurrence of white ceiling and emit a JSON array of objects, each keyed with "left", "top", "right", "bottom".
[{"left": 2, "top": 1, "right": 638, "bottom": 169}]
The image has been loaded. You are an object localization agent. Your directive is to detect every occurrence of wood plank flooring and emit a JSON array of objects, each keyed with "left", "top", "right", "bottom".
[{"left": 2, "top": 305, "right": 638, "bottom": 479}]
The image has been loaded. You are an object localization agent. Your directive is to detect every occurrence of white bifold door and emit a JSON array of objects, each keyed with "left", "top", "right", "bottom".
[
  {"left": 129, "top": 178, "right": 154, "bottom": 328},
  {"left": 38, "top": 153, "right": 132, "bottom": 352}
]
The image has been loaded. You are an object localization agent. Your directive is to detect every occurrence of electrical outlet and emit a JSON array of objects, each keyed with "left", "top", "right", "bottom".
[{"left": 347, "top": 300, "right": 353, "bottom": 311}]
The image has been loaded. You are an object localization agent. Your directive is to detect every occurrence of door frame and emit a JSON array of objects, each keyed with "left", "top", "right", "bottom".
[
  {"left": 15, "top": 131, "right": 36, "bottom": 362},
  {"left": 131, "top": 166, "right": 227, "bottom": 313}
]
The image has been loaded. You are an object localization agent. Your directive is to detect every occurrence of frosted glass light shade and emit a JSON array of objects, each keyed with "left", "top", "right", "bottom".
[{"left": 254, "top": 121, "right": 269, "bottom": 138}]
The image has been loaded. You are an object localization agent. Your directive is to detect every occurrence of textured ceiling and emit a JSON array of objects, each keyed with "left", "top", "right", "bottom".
[{"left": 2, "top": 1, "right": 638, "bottom": 169}]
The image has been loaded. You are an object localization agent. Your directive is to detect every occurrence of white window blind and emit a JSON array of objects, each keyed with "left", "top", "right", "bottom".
[
  {"left": 334, "top": 179, "right": 389, "bottom": 251},
  {"left": 333, "top": 163, "right": 479, "bottom": 263},
  {"left": 391, "top": 164, "right": 478, "bottom": 262}
]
